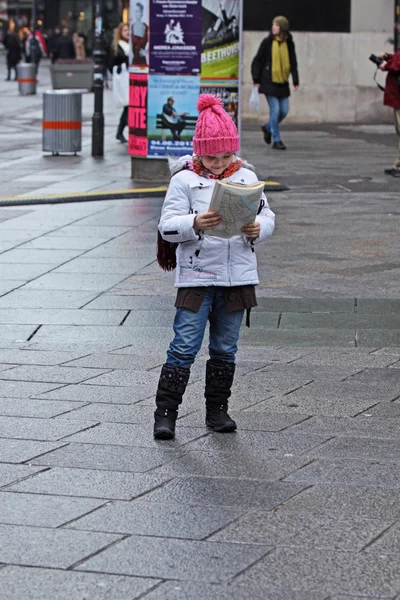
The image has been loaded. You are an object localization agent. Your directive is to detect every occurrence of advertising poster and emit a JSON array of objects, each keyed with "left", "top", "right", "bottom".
[
  {"left": 147, "top": 75, "right": 200, "bottom": 157},
  {"left": 200, "top": 84, "right": 238, "bottom": 126},
  {"left": 201, "top": 0, "right": 240, "bottom": 79},
  {"left": 149, "top": 0, "right": 202, "bottom": 75},
  {"left": 128, "top": 74, "right": 148, "bottom": 156},
  {"left": 130, "top": 0, "right": 150, "bottom": 72}
]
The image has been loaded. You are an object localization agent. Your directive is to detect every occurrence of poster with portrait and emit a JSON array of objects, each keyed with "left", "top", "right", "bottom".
[
  {"left": 201, "top": 0, "right": 240, "bottom": 80},
  {"left": 147, "top": 75, "right": 200, "bottom": 157},
  {"left": 128, "top": 74, "right": 148, "bottom": 156},
  {"left": 129, "top": 0, "right": 150, "bottom": 72},
  {"left": 200, "top": 84, "right": 238, "bottom": 126},
  {"left": 149, "top": 0, "right": 202, "bottom": 75}
]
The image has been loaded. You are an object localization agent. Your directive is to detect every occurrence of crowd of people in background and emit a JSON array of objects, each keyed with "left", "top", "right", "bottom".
[{"left": 2, "top": 24, "right": 88, "bottom": 80}]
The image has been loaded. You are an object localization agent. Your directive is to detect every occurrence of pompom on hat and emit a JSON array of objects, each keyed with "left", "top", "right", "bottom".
[
  {"left": 192, "top": 94, "right": 240, "bottom": 156},
  {"left": 273, "top": 15, "right": 290, "bottom": 32}
]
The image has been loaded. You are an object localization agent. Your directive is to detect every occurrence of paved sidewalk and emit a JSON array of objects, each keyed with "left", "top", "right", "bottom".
[{"left": 0, "top": 57, "right": 400, "bottom": 599}]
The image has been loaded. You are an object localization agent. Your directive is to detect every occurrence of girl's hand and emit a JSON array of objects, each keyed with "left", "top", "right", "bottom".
[
  {"left": 242, "top": 221, "right": 260, "bottom": 239},
  {"left": 194, "top": 211, "right": 222, "bottom": 230}
]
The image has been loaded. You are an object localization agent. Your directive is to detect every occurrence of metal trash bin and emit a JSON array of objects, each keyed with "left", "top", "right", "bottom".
[
  {"left": 42, "top": 90, "right": 83, "bottom": 155},
  {"left": 17, "top": 63, "right": 37, "bottom": 96}
]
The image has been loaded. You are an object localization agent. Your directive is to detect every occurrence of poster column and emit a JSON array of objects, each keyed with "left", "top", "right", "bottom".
[{"left": 128, "top": 0, "right": 242, "bottom": 167}]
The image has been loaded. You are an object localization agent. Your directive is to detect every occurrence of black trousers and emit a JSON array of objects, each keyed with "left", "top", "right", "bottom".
[{"left": 117, "top": 106, "right": 128, "bottom": 135}]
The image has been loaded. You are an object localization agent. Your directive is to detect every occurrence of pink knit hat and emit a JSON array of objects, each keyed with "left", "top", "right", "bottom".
[{"left": 193, "top": 94, "right": 240, "bottom": 156}]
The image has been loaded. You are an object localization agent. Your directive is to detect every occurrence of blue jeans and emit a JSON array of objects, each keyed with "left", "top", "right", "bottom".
[
  {"left": 265, "top": 96, "right": 289, "bottom": 143},
  {"left": 166, "top": 288, "right": 244, "bottom": 370}
]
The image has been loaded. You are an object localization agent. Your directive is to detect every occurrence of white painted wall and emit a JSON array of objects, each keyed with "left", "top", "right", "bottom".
[
  {"left": 242, "top": 31, "right": 394, "bottom": 123},
  {"left": 351, "top": 0, "right": 393, "bottom": 32}
]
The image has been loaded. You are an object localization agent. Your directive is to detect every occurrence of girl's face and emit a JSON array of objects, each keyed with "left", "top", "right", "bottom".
[
  {"left": 121, "top": 25, "right": 129, "bottom": 41},
  {"left": 272, "top": 22, "right": 280, "bottom": 35},
  {"left": 201, "top": 153, "right": 234, "bottom": 175}
]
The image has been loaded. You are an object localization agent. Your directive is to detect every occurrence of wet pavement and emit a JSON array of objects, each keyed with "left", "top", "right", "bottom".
[{"left": 1, "top": 56, "right": 400, "bottom": 598}]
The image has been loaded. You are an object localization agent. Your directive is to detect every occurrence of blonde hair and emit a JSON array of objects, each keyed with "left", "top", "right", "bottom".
[{"left": 113, "top": 23, "right": 129, "bottom": 55}]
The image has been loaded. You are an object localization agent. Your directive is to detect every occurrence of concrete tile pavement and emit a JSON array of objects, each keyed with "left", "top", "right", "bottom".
[{"left": 2, "top": 55, "right": 400, "bottom": 598}]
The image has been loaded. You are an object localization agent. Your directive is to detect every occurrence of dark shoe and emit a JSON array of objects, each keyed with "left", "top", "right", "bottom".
[
  {"left": 272, "top": 141, "right": 286, "bottom": 150},
  {"left": 384, "top": 168, "right": 400, "bottom": 177},
  {"left": 116, "top": 133, "right": 127, "bottom": 143},
  {"left": 205, "top": 360, "right": 237, "bottom": 433},
  {"left": 261, "top": 125, "right": 271, "bottom": 145},
  {"left": 153, "top": 364, "right": 190, "bottom": 440}
]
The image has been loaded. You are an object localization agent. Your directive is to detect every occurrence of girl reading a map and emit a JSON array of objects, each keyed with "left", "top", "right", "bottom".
[{"left": 153, "top": 94, "right": 275, "bottom": 440}]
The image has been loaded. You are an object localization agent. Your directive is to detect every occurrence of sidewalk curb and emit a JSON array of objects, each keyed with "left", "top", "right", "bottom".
[{"left": 0, "top": 181, "right": 289, "bottom": 207}]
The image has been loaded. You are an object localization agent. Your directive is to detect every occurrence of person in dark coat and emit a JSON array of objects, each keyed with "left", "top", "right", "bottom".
[
  {"left": 52, "top": 27, "right": 75, "bottom": 63},
  {"left": 380, "top": 19, "right": 400, "bottom": 178},
  {"left": 251, "top": 16, "right": 299, "bottom": 150},
  {"left": 4, "top": 30, "right": 22, "bottom": 81},
  {"left": 109, "top": 23, "right": 130, "bottom": 143}
]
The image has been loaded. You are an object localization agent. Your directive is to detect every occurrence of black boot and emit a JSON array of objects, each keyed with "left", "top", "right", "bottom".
[
  {"left": 154, "top": 364, "right": 190, "bottom": 440},
  {"left": 272, "top": 141, "right": 286, "bottom": 150},
  {"left": 205, "top": 360, "right": 237, "bottom": 433}
]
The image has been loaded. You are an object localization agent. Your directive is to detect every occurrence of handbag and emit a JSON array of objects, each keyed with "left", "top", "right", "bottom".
[{"left": 112, "top": 63, "right": 129, "bottom": 108}]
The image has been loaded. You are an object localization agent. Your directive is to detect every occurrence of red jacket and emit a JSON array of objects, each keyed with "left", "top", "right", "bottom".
[
  {"left": 25, "top": 31, "right": 47, "bottom": 58},
  {"left": 383, "top": 50, "right": 400, "bottom": 110}
]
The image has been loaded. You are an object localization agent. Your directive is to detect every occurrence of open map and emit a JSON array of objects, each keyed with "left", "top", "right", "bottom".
[{"left": 205, "top": 179, "right": 265, "bottom": 238}]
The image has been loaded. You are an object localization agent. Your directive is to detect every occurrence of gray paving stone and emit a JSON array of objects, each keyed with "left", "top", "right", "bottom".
[
  {"left": 185, "top": 430, "right": 328, "bottom": 457},
  {"left": 36, "top": 384, "right": 149, "bottom": 404},
  {"left": 62, "top": 422, "right": 208, "bottom": 448},
  {"left": 143, "top": 476, "right": 306, "bottom": 509},
  {"left": 285, "top": 380, "right": 399, "bottom": 402},
  {"left": 0, "top": 491, "right": 105, "bottom": 527},
  {"left": 0, "top": 416, "right": 98, "bottom": 441},
  {"left": 356, "top": 329, "right": 400, "bottom": 348},
  {"left": 55, "top": 257, "right": 150, "bottom": 274},
  {"left": 0, "top": 308, "right": 127, "bottom": 326},
  {"left": 357, "top": 299, "right": 400, "bottom": 313},
  {"left": 0, "top": 439, "right": 64, "bottom": 464},
  {"left": 153, "top": 451, "right": 310, "bottom": 480},
  {"left": 0, "top": 566, "right": 159, "bottom": 600},
  {"left": 0, "top": 463, "right": 45, "bottom": 486},
  {"left": 309, "top": 436, "right": 400, "bottom": 462},
  {"left": 0, "top": 249, "right": 82, "bottom": 264},
  {"left": 56, "top": 402, "right": 194, "bottom": 423},
  {"left": 82, "top": 369, "right": 160, "bottom": 389},
  {"left": 239, "top": 327, "right": 356, "bottom": 347},
  {"left": 280, "top": 312, "right": 400, "bottom": 329},
  {"left": 234, "top": 547, "right": 400, "bottom": 596},
  {"left": 0, "top": 365, "right": 110, "bottom": 384},
  {"left": 210, "top": 510, "right": 392, "bottom": 551},
  {"left": 348, "top": 367, "right": 400, "bottom": 384},
  {"left": 284, "top": 459, "right": 400, "bottom": 489},
  {"left": 60, "top": 352, "right": 165, "bottom": 370},
  {"left": 0, "top": 324, "right": 38, "bottom": 342},
  {"left": 0, "top": 264, "right": 55, "bottom": 280},
  {"left": 247, "top": 393, "right": 377, "bottom": 418},
  {"left": 21, "top": 234, "right": 112, "bottom": 249},
  {"left": 0, "top": 523, "right": 121, "bottom": 568},
  {"left": 0, "top": 380, "right": 60, "bottom": 398},
  {"left": 291, "top": 351, "right": 398, "bottom": 369},
  {"left": 32, "top": 443, "right": 183, "bottom": 473},
  {"left": 49, "top": 225, "right": 133, "bottom": 238},
  {"left": 122, "top": 310, "right": 176, "bottom": 327},
  {"left": 143, "top": 581, "right": 329, "bottom": 600},
  {"left": 0, "top": 290, "right": 98, "bottom": 309},
  {"left": 23, "top": 273, "right": 127, "bottom": 292},
  {"left": 364, "top": 521, "right": 400, "bottom": 555},
  {"left": 255, "top": 297, "right": 354, "bottom": 313},
  {"left": 279, "top": 484, "right": 400, "bottom": 519},
  {"left": 68, "top": 500, "right": 244, "bottom": 539},
  {"left": 0, "top": 349, "right": 90, "bottom": 366},
  {"left": 291, "top": 416, "right": 400, "bottom": 439},
  {"left": 9, "top": 467, "right": 172, "bottom": 500},
  {"left": 177, "top": 410, "right": 309, "bottom": 431},
  {"left": 259, "top": 363, "right": 364, "bottom": 380},
  {"left": 77, "top": 535, "right": 270, "bottom": 582},
  {"left": 0, "top": 397, "right": 86, "bottom": 418},
  {"left": 368, "top": 403, "right": 400, "bottom": 417},
  {"left": 84, "top": 295, "right": 176, "bottom": 310}
]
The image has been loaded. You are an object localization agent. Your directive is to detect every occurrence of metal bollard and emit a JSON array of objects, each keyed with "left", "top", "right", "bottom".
[
  {"left": 42, "top": 90, "right": 83, "bottom": 156},
  {"left": 17, "top": 63, "right": 37, "bottom": 95}
]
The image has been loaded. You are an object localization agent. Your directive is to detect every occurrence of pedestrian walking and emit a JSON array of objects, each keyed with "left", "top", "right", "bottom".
[
  {"left": 380, "top": 18, "right": 400, "bottom": 178},
  {"left": 109, "top": 23, "right": 130, "bottom": 143},
  {"left": 3, "top": 30, "right": 22, "bottom": 81},
  {"left": 153, "top": 94, "right": 276, "bottom": 440},
  {"left": 52, "top": 27, "right": 75, "bottom": 62},
  {"left": 25, "top": 29, "right": 47, "bottom": 76},
  {"left": 251, "top": 16, "right": 299, "bottom": 150},
  {"left": 72, "top": 31, "right": 86, "bottom": 59}
]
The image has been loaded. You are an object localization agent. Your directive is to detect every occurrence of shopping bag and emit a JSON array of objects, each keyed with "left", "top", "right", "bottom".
[
  {"left": 249, "top": 87, "right": 260, "bottom": 112},
  {"left": 112, "top": 64, "right": 129, "bottom": 108}
]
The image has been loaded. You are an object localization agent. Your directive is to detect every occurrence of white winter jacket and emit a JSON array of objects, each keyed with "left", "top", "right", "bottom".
[{"left": 158, "top": 158, "right": 275, "bottom": 288}]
